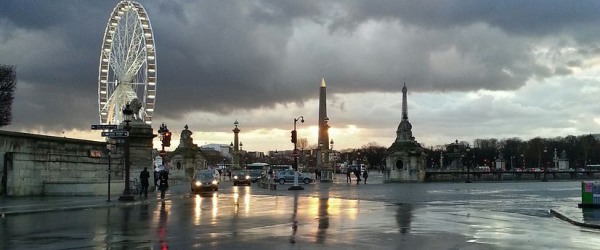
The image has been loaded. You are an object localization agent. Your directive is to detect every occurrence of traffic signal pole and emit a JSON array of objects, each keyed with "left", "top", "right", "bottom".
[{"left": 289, "top": 116, "right": 304, "bottom": 190}]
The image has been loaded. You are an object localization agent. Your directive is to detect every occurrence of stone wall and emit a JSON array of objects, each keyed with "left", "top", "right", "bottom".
[{"left": 1, "top": 130, "right": 109, "bottom": 196}]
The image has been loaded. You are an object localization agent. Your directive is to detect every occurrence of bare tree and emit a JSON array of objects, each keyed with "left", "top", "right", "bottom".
[
  {"left": 0, "top": 65, "right": 17, "bottom": 127},
  {"left": 298, "top": 138, "right": 308, "bottom": 150}
]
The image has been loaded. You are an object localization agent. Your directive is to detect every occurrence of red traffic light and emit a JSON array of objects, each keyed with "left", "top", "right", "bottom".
[{"left": 291, "top": 130, "right": 297, "bottom": 143}]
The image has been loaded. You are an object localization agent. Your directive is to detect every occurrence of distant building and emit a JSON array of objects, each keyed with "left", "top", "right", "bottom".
[{"left": 201, "top": 143, "right": 232, "bottom": 159}]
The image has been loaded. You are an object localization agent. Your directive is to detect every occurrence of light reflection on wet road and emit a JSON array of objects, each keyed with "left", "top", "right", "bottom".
[{"left": 1, "top": 177, "right": 600, "bottom": 249}]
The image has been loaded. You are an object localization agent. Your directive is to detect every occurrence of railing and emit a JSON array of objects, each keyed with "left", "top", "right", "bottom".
[{"left": 424, "top": 169, "right": 600, "bottom": 182}]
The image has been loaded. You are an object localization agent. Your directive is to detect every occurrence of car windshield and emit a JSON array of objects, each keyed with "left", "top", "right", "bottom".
[
  {"left": 233, "top": 170, "right": 246, "bottom": 176},
  {"left": 196, "top": 172, "right": 214, "bottom": 180}
]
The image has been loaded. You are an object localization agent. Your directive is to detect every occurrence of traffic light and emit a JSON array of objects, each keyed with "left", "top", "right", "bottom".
[
  {"left": 163, "top": 131, "right": 172, "bottom": 147},
  {"left": 291, "top": 130, "right": 297, "bottom": 144}
]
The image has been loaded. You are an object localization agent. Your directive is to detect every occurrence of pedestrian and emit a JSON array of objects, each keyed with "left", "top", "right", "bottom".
[
  {"left": 139, "top": 167, "right": 150, "bottom": 198},
  {"left": 159, "top": 170, "right": 169, "bottom": 199},
  {"left": 363, "top": 169, "right": 369, "bottom": 184},
  {"left": 354, "top": 169, "right": 361, "bottom": 184},
  {"left": 346, "top": 168, "right": 351, "bottom": 183},
  {"left": 227, "top": 169, "right": 232, "bottom": 181},
  {"left": 315, "top": 168, "right": 320, "bottom": 180},
  {"left": 154, "top": 167, "right": 160, "bottom": 187}
]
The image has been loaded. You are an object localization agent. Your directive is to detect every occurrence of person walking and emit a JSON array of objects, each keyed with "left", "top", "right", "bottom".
[
  {"left": 158, "top": 170, "right": 169, "bottom": 199},
  {"left": 354, "top": 168, "right": 361, "bottom": 184},
  {"left": 139, "top": 167, "right": 150, "bottom": 198},
  {"left": 363, "top": 169, "right": 369, "bottom": 184},
  {"left": 346, "top": 168, "right": 351, "bottom": 183}
]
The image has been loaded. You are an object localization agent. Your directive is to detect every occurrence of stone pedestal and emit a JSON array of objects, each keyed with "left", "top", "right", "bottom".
[
  {"left": 320, "top": 170, "right": 333, "bottom": 183},
  {"left": 124, "top": 120, "right": 155, "bottom": 178},
  {"left": 386, "top": 141, "right": 426, "bottom": 182},
  {"left": 116, "top": 120, "right": 155, "bottom": 201}
]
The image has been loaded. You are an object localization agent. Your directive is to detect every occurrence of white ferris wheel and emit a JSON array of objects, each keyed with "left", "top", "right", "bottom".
[{"left": 98, "top": 1, "right": 156, "bottom": 125}]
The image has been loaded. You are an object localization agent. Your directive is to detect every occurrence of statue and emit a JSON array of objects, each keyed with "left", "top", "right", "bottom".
[
  {"left": 560, "top": 150, "right": 567, "bottom": 160},
  {"left": 129, "top": 98, "right": 143, "bottom": 121},
  {"left": 179, "top": 125, "right": 194, "bottom": 148}
]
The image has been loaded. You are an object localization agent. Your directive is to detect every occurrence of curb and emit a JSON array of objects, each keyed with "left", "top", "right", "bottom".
[
  {"left": 550, "top": 209, "right": 600, "bottom": 229},
  {"left": 0, "top": 196, "right": 177, "bottom": 218}
]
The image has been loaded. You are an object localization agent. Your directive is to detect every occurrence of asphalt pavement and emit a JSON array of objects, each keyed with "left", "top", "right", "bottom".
[{"left": 1, "top": 173, "right": 598, "bottom": 229}]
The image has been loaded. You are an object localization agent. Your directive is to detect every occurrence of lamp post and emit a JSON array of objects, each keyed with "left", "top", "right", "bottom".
[
  {"left": 118, "top": 103, "right": 134, "bottom": 201},
  {"left": 106, "top": 143, "right": 113, "bottom": 202},
  {"left": 542, "top": 147, "right": 548, "bottom": 182},
  {"left": 510, "top": 156, "right": 514, "bottom": 170},
  {"left": 157, "top": 123, "right": 170, "bottom": 190},
  {"left": 330, "top": 139, "right": 335, "bottom": 175},
  {"left": 289, "top": 116, "right": 304, "bottom": 190},
  {"left": 465, "top": 146, "right": 472, "bottom": 183},
  {"left": 157, "top": 123, "right": 170, "bottom": 167}
]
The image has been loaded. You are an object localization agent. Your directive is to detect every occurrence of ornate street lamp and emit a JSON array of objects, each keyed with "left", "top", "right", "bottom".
[{"left": 118, "top": 103, "right": 134, "bottom": 201}]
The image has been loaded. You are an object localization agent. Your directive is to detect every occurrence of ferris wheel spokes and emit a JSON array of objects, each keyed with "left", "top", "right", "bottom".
[{"left": 98, "top": 1, "right": 157, "bottom": 125}]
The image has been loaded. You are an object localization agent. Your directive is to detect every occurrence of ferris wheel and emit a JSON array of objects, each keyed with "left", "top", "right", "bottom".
[{"left": 98, "top": 1, "right": 156, "bottom": 125}]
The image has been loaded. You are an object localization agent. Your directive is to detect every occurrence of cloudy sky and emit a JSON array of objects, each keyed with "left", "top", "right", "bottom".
[{"left": 2, "top": 0, "right": 600, "bottom": 152}]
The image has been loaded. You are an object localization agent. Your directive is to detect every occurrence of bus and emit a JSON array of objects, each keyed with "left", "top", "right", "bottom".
[
  {"left": 246, "top": 162, "right": 270, "bottom": 170},
  {"left": 245, "top": 162, "right": 270, "bottom": 182}
]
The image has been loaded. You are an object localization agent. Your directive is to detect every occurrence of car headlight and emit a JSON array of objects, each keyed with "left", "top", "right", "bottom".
[
  {"left": 245, "top": 175, "right": 250, "bottom": 180},
  {"left": 212, "top": 180, "right": 218, "bottom": 185},
  {"left": 195, "top": 181, "right": 201, "bottom": 186},
  {"left": 234, "top": 176, "right": 238, "bottom": 180}
]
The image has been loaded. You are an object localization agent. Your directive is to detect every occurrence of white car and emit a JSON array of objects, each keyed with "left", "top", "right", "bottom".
[{"left": 276, "top": 170, "right": 313, "bottom": 185}]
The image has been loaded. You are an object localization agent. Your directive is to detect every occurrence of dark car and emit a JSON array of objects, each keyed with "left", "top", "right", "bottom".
[
  {"left": 276, "top": 169, "right": 313, "bottom": 184},
  {"left": 191, "top": 171, "right": 219, "bottom": 192},
  {"left": 232, "top": 170, "right": 251, "bottom": 186}
]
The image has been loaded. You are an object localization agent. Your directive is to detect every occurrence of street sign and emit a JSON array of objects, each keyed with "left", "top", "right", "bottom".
[
  {"left": 101, "top": 131, "right": 129, "bottom": 137},
  {"left": 91, "top": 124, "right": 118, "bottom": 130}
]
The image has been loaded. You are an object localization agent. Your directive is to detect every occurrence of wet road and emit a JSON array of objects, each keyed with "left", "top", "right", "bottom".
[{"left": 1, "top": 174, "right": 600, "bottom": 249}]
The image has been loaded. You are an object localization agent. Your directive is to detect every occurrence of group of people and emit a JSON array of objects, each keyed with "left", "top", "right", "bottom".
[
  {"left": 138, "top": 166, "right": 169, "bottom": 199},
  {"left": 346, "top": 168, "right": 368, "bottom": 184}
]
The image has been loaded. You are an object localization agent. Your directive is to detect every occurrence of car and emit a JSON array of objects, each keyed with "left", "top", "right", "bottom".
[
  {"left": 191, "top": 171, "right": 219, "bottom": 193},
  {"left": 248, "top": 170, "right": 263, "bottom": 183},
  {"left": 232, "top": 170, "right": 251, "bottom": 186},
  {"left": 276, "top": 169, "right": 313, "bottom": 185}
]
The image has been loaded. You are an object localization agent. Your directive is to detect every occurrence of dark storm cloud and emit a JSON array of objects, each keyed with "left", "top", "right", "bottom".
[
  {"left": 1, "top": 0, "right": 598, "bottom": 131},
  {"left": 326, "top": 0, "right": 600, "bottom": 37}
]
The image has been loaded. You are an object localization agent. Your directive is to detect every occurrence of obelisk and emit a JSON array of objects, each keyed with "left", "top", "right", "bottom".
[{"left": 318, "top": 78, "right": 332, "bottom": 182}]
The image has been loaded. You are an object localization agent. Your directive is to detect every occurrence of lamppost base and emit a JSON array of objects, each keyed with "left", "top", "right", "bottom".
[
  {"left": 118, "top": 194, "right": 135, "bottom": 202},
  {"left": 320, "top": 170, "right": 333, "bottom": 183},
  {"left": 288, "top": 186, "right": 305, "bottom": 190}
]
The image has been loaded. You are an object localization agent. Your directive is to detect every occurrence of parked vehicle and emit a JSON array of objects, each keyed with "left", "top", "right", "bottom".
[
  {"left": 232, "top": 170, "right": 251, "bottom": 186},
  {"left": 276, "top": 170, "right": 313, "bottom": 185},
  {"left": 191, "top": 171, "right": 219, "bottom": 192}
]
